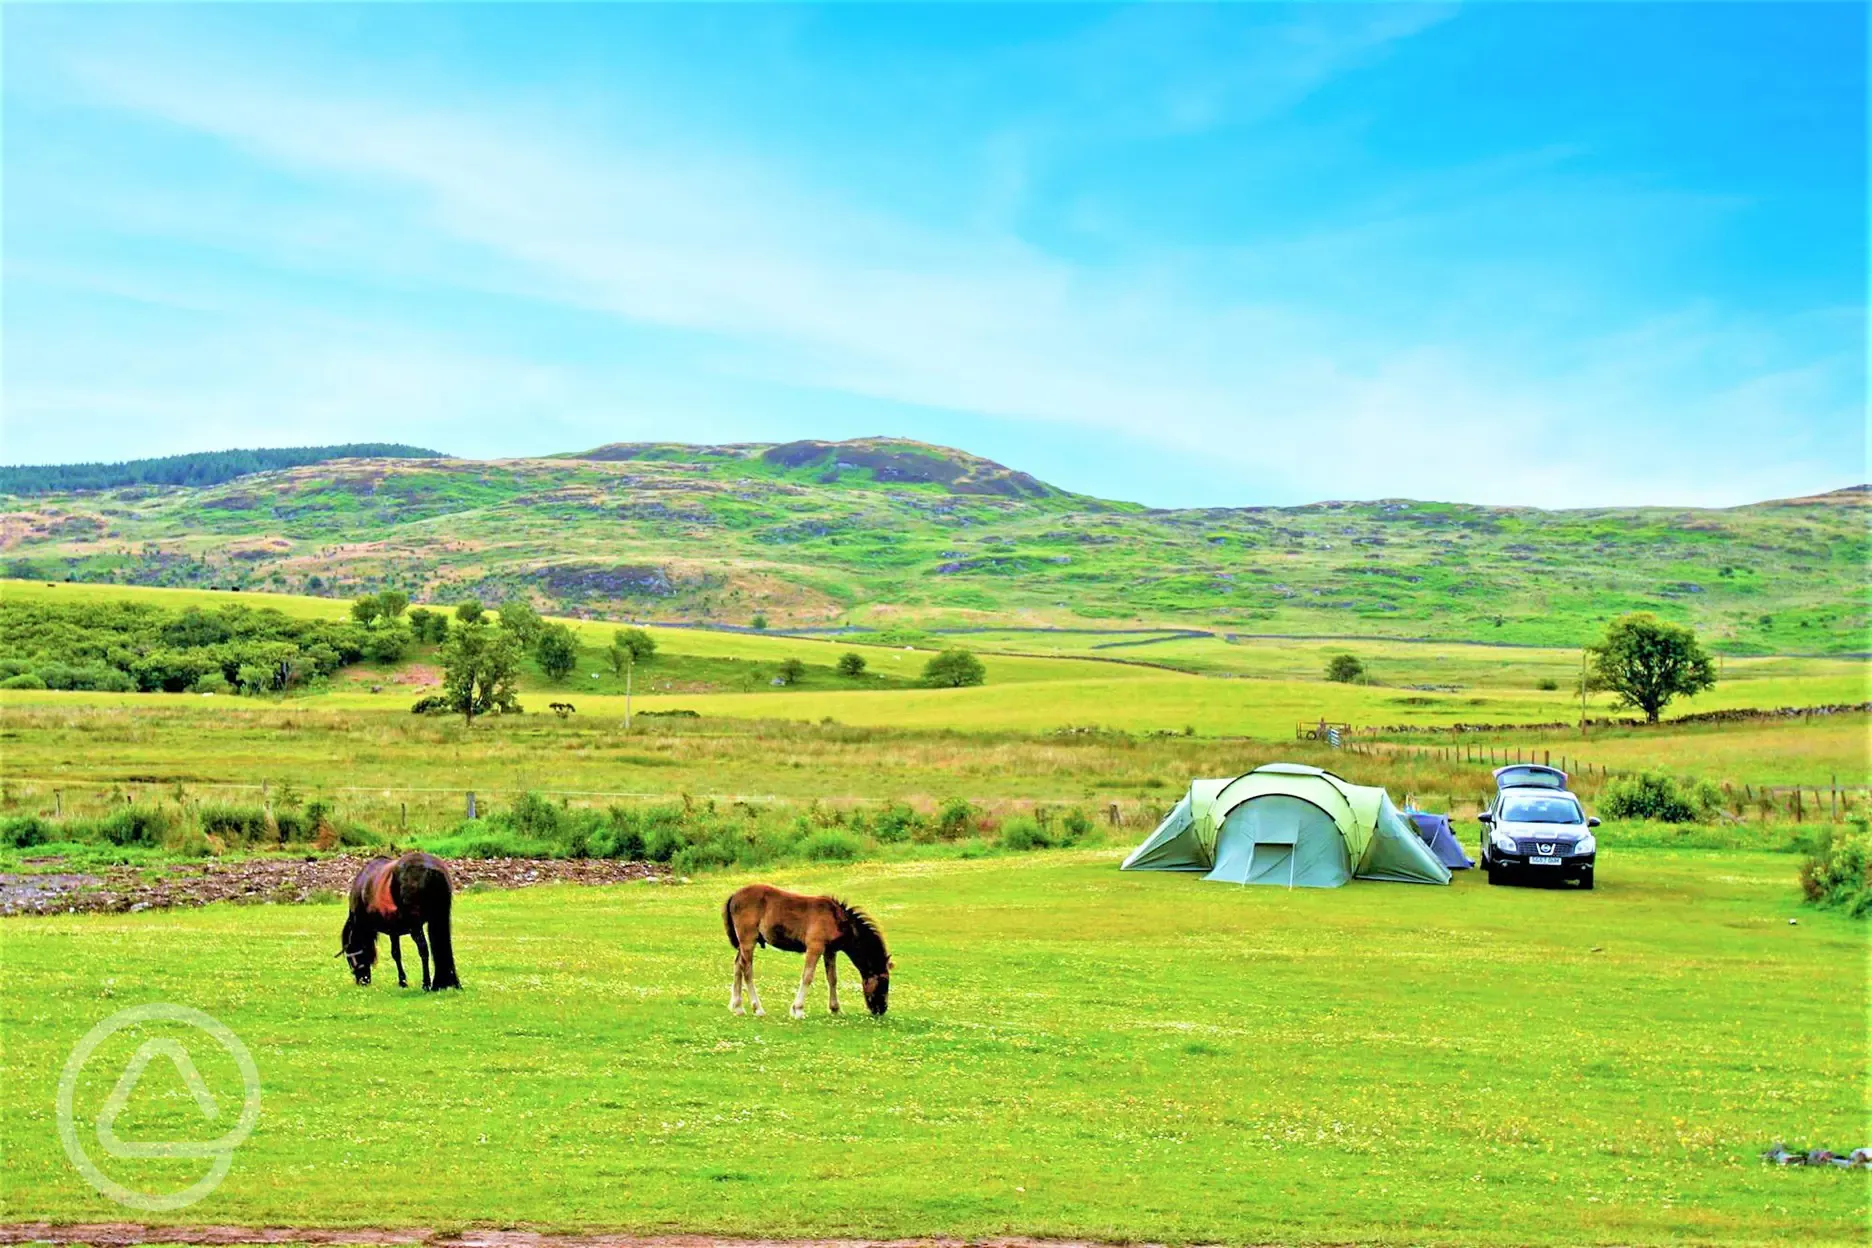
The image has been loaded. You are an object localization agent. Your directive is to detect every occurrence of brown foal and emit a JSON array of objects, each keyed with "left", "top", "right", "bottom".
[{"left": 722, "top": 883, "right": 892, "bottom": 1018}]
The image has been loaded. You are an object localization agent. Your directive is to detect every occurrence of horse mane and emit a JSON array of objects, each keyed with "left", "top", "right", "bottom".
[{"left": 836, "top": 900, "right": 889, "bottom": 974}]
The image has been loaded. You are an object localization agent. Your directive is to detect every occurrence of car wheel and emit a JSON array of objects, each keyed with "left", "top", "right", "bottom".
[
  {"left": 1578, "top": 873, "right": 1594, "bottom": 891},
  {"left": 1487, "top": 863, "right": 1504, "bottom": 886}
]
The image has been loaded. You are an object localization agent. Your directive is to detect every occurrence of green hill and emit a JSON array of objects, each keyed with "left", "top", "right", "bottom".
[{"left": 0, "top": 438, "right": 1863, "bottom": 652}]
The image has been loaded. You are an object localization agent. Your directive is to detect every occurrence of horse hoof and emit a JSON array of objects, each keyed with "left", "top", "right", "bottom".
[
  {"left": 730, "top": 1006, "right": 746, "bottom": 1016},
  {"left": 790, "top": 1008, "right": 805, "bottom": 1020},
  {"left": 753, "top": 1008, "right": 765, "bottom": 1018}
]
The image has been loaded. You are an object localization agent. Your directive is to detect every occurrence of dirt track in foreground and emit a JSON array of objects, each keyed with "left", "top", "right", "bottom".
[{"left": 3, "top": 1228, "right": 1251, "bottom": 1248}]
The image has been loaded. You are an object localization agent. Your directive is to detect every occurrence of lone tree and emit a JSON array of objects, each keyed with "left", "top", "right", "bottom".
[
  {"left": 924, "top": 648, "right": 986, "bottom": 688},
  {"left": 837, "top": 651, "right": 867, "bottom": 678},
  {"left": 534, "top": 622, "right": 579, "bottom": 682},
  {"left": 439, "top": 619, "right": 521, "bottom": 725},
  {"left": 1587, "top": 612, "right": 1715, "bottom": 723},
  {"left": 751, "top": 613, "right": 768, "bottom": 631},
  {"left": 777, "top": 657, "right": 806, "bottom": 686},
  {"left": 499, "top": 600, "right": 543, "bottom": 647},
  {"left": 1325, "top": 653, "right": 1365, "bottom": 684},
  {"left": 454, "top": 599, "right": 485, "bottom": 625},
  {"left": 614, "top": 627, "right": 656, "bottom": 666}
]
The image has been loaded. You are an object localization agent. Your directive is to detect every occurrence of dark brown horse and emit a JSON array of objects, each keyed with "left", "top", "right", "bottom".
[
  {"left": 339, "top": 852, "right": 460, "bottom": 990},
  {"left": 722, "top": 884, "right": 892, "bottom": 1018}
]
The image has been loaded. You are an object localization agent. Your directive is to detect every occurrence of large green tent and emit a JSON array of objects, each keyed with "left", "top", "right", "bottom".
[{"left": 1120, "top": 763, "right": 1450, "bottom": 887}]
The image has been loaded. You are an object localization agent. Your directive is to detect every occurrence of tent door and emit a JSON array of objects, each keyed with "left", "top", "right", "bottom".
[{"left": 1245, "top": 840, "right": 1298, "bottom": 889}]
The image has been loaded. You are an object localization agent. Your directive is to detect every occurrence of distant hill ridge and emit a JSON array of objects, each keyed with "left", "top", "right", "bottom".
[
  {"left": 0, "top": 444, "right": 448, "bottom": 496},
  {"left": 568, "top": 436, "right": 1063, "bottom": 499},
  {"left": 0, "top": 436, "right": 1863, "bottom": 652}
]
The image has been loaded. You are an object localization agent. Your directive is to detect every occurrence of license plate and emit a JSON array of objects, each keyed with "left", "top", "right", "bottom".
[{"left": 1529, "top": 856, "right": 1562, "bottom": 866}]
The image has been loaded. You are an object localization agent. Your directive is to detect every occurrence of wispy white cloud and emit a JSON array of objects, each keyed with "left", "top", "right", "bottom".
[{"left": 5, "top": 8, "right": 1861, "bottom": 506}]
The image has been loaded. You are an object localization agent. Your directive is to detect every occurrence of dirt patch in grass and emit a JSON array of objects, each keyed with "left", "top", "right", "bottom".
[{"left": 0, "top": 854, "right": 661, "bottom": 917}]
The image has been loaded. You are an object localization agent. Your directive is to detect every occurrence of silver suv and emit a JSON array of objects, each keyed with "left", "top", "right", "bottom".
[{"left": 1478, "top": 765, "right": 1599, "bottom": 889}]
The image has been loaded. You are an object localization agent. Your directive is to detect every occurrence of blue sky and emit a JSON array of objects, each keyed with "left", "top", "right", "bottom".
[{"left": 3, "top": 3, "right": 1864, "bottom": 507}]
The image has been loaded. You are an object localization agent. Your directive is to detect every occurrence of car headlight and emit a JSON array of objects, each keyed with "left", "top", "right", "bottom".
[
  {"left": 1572, "top": 833, "right": 1596, "bottom": 856},
  {"left": 1490, "top": 829, "right": 1518, "bottom": 853}
]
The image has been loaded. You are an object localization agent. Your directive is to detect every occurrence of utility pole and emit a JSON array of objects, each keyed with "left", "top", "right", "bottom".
[{"left": 625, "top": 651, "right": 633, "bottom": 732}]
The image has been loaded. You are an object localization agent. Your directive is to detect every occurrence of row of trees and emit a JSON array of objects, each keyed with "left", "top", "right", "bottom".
[
  {"left": 0, "top": 443, "right": 444, "bottom": 496},
  {"left": 0, "top": 599, "right": 382, "bottom": 694}
]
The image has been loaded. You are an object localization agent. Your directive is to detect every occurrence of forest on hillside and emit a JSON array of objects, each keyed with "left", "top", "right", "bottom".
[{"left": 0, "top": 444, "right": 446, "bottom": 495}]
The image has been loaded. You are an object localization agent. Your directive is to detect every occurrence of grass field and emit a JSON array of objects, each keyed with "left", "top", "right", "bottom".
[
  {"left": 1, "top": 851, "right": 1863, "bottom": 1246},
  {"left": 3, "top": 581, "right": 1863, "bottom": 744}
]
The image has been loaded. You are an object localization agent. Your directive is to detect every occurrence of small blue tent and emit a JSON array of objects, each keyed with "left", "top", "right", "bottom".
[{"left": 1404, "top": 810, "right": 1473, "bottom": 869}]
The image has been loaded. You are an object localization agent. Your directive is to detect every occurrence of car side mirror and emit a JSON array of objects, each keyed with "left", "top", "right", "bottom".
[
  {"left": 1477, "top": 812, "right": 1493, "bottom": 824},
  {"left": 1587, "top": 816, "right": 1600, "bottom": 828}
]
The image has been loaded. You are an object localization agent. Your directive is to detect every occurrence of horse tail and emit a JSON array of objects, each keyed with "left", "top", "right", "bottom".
[
  {"left": 722, "top": 894, "right": 740, "bottom": 950},
  {"left": 427, "top": 871, "right": 461, "bottom": 990}
]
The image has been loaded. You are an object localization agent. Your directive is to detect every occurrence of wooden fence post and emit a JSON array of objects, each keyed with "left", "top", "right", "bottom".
[
  {"left": 400, "top": 802, "right": 408, "bottom": 830},
  {"left": 1831, "top": 776, "right": 1838, "bottom": 822},
  {"left": 466, "top": 791, "right": 478, "bottom": 820},
  {"left": 1794, "top": 788, "right": 1802, "bottom": 822}
]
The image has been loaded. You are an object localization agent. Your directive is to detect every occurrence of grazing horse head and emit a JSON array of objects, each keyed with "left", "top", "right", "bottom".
[
  {"left": 840, "top": 904, "right": 893, "bottom": 1016},
  {"left": 338, "top": 914, "right": 377, "bottom": 985}
]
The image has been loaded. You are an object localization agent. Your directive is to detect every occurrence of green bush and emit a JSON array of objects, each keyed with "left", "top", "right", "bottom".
[
  {"left": 873, "top": 802, "right": 921, "bottom": 844},
  {"left": 1599, "top": 772, "right": 1719, "bottom": 824},
  {"left": 0, "top": 814, "right": 53, "bottom": 848},
  {"left": 99, "top": 805, "right": 173, "bottom": 847},
  {"left": 936, "top": 797, "right": 976, "bottom": 841},
  {"left": 1060, "top": 807, "right": 1095, "bottom": 844},
  {"left": 0, "top": 673, "right": 47, "bottom": 690},
  {"left": 1800, "top": 825, "right": 1871, "bottom": 918},
  {"left": 197, "top": 804, "right": 272, "bottom": 845},
  {"left": 0, "top": 658, "right": 31, "bottom": 680},
  {"left": 192, "top": 672, "right": 231, "bottom": 695},
  {"left": 1000, "top": 816, "right": 1052, "bottom": 852},
  {"left": 1325, "top": 653, "right": 1365, "bottom": 683},
  {"left": 801, "top": 829, "right": 862, "bottom": 862}
]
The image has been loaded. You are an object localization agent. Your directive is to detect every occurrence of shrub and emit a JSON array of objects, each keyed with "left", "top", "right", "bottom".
[
  {"left": 777, "top": 657, "right": 806, "bottom": 686},
  {"left": 801, "top": 829, "right": 862, "bottom": 862},
  {"left": 362, "top": 625, "right": 412, "bottom": 664},
  {"left": 1536, "top": 677, "right": 1559, "bottom": 691},
  {"left": 643, "top": 820, "right": 691, "bottom": 864},
  {"left": 0, "top": 658, "right": 30, "bottom": 680},
  {"left": 1060, "top": 807, "right": 1095, "bottom": 844},
  {"left": 0, "top": 814, "right": 53, "bottom": 848},
  {"left": 873, "top": 803, "right": 921, "bottom": 844},
  {"left": 1599, "top": 772, "right": 1720, "bottom": 823},
  {"left": 1000, "top": 816, "right": 1052, "bottom": 852},
  {"left": 1325, "top": 653, "right": 1365, "bottom": 683},
  {"left": 508, "top": 791, "right": 563, "bottom": 840},
  {"left": 0, "top": 673, "right": 47, "bottom": 690},
  {"left": 936, "top": 797, "right": 976, "bottom": 842},
  {"left": 197, "top": 804, "right": 272, "bottom": 845},
  {"left": 99, "top": 805, "right": 173, "bottom": 847},
  {"left": 1800, "top": 824, "right": 1871, "bottom": 918},
  {"left": 837, "top": 652, "right": 867, "bottom": 677},
  {"left": 192, "top": 672, "right": 231, "bottom": 695}
]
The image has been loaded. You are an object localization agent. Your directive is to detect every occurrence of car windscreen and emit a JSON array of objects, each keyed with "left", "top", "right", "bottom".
[{"left": 1501, "top": 795, "right": 1584, "bottom": 824}]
